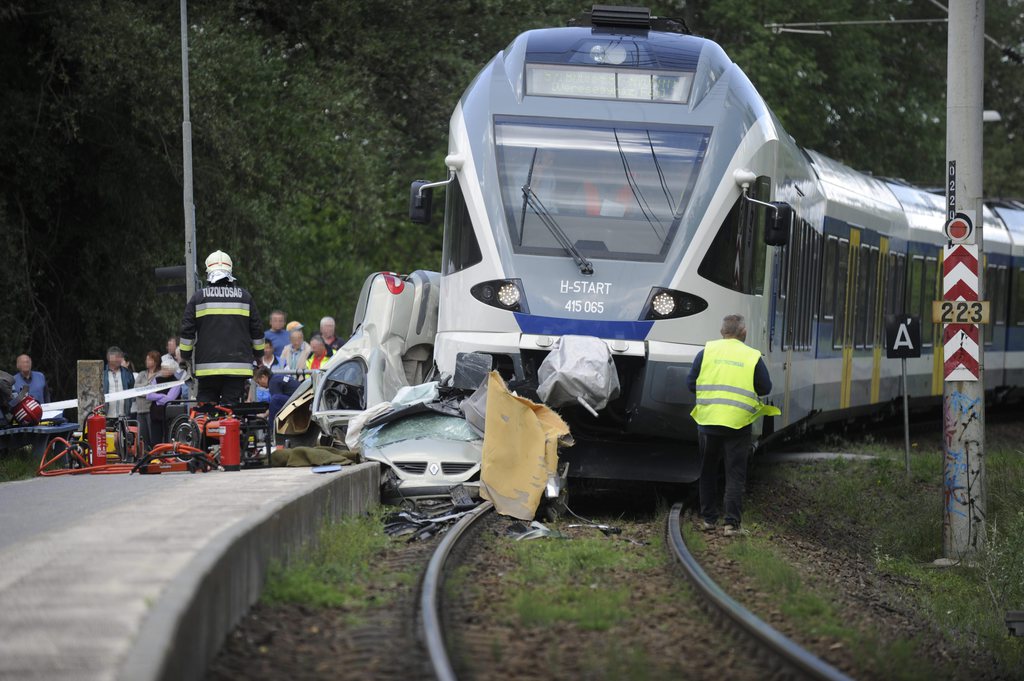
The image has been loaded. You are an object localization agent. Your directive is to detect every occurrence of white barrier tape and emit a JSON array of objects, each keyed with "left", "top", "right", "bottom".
[{"left": 40, "top": 379, "right": 188, "bottom": 413}]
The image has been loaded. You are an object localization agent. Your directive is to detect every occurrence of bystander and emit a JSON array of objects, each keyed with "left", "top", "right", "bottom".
[
  {"left": 12, "top": 354, "right": 47, "bottom": 403},
  {"left": 102, "top": 347, "right": 136, "bottom": 419}
]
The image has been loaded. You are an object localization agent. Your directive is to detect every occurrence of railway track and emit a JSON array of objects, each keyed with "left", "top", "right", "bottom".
[
  {"left": 420, "top": 500, "right": 852, "bottom": 681},
  {"left": 420, "top": 500, "right": 494, "bottom": 681},
  {"left": 666, "top": 503, "right": 853, "bottom": 681}
]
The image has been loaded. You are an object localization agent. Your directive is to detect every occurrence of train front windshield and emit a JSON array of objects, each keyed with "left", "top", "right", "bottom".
[{"left": 495, "top": 117, "right": 711, "bottom": 263}]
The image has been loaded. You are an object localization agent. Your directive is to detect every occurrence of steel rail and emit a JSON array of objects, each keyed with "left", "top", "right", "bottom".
[
  {"left": 420, "top": 500, "right": 493, "bottom": 681},
  {"left": 667, "top": 503, "right": 853, "bottom": 681}
]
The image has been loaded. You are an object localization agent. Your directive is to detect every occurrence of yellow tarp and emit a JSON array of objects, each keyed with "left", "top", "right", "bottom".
[{"left": 479, "top": 371, "right": 572, "bottom": 520}]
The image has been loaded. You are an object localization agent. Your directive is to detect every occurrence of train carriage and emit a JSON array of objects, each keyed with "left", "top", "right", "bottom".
[{"left": 405, "top": 6, "right": 1022, "bottom": 483}]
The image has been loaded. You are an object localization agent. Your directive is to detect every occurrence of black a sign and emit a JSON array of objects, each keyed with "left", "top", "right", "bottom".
[{"left": 885, "top": 315, "right": 921, "bottom": 359}]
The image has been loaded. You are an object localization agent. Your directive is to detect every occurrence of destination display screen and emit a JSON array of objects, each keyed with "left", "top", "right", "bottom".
[{"left": 526, "top": 64, "right": 693, "bottom": 104}]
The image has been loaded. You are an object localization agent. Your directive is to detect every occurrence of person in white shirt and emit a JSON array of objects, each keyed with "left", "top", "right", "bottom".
[{"left": 102, "top": 346, "right": 135, "bottom": 419}]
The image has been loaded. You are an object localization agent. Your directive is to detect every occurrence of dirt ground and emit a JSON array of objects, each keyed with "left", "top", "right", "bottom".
[
  {"left": 208, "top": 419, "right": 1021, "bottom": 680},
  {"left": 445, "top": 514, "right": 766, "bottom": 681}
]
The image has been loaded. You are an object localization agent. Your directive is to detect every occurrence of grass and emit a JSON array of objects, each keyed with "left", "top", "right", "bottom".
[
  {"left": 0, "top": 446, "right": 38, "bottom": 482},
  {"left": 504, "top": 535, "right": 632, "bottom": 630},
  {"left": 760, "top": 425, "right": 1024, "bottom": 674},
  {"left": 493, "top": 514, "right": 676, "bottom": 633},
  {"left": 724, "top": 536, "right": 937, "bottom": 680},
  {"left": 262, "top": 507, "right": 400, "bottom": 610}
]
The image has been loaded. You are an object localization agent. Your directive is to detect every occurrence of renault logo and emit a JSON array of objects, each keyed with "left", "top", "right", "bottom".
[{"left": 429, "top": 463, "right": 440, "bottom": 476}]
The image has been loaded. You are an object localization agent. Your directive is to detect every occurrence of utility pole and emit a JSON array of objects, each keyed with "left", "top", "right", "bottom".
[
  {"left": 941, "top": 0, "right": 986, "bottom": 560},
  {"left": 180, "top": 0, "right": 198, "bottom": 300}
]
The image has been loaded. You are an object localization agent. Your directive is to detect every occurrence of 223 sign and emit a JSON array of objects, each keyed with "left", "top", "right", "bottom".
[{"left": 931, "top": 300, "right": 990, "bottom": 324}]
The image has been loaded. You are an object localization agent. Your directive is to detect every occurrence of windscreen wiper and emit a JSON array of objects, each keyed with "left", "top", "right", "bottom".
[
  {"left": 519, "top": 148, "right": 539, "bottom": 242},
  {"left": 522, "top": 187, "right": 594, "bottom": 275}
]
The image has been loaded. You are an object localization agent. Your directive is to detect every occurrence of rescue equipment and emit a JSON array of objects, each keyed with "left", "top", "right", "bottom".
[
  {"left": 86, "top": 409, "right": 107, "bottom": 467},
  {"left": 11, "top": 392, "right": 43, "bottom": 426},
  {"left": 216, "top": 416, "right": 241, "bottom": 471},
  {"left": 131, "top": 442, "right": 215, "bottom": 474}
]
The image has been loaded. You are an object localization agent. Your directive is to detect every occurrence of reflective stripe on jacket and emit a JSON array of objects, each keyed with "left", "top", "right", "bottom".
[
  {"left": 690, "top": 339, "right": 778, "bottom": 429},
  {"left": 179, "top": 283, "right": 265, "bottom": 377}
]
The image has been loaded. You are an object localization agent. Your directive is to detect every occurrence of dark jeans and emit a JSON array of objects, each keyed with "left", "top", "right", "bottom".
[
  {"left": 196, "top": 376, "right": 248, "bottom": 404},
  {"left": 698, "top": 429, "right": 751, "bottom": 527},
  {"left": 137, "top": 412, "right": 153, "bottom": 452}
]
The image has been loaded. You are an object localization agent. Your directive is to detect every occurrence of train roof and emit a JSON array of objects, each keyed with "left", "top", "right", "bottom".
[
  {"left": 524, "top": 27, "right": 704, "bottom": 72},
  {"left": 803, "top": 150, "right": 906, "bottom": 235}
]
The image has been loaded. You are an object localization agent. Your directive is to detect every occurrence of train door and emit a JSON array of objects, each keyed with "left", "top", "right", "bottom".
[{"left": 839, "top": 228, "right": 861, "bottom": 408}]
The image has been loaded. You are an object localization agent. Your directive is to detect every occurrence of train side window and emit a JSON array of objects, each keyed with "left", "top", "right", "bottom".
[
  {"left": 1013, "top": 267, "right": 1024, "bottom": 326},
  {"left": 885, "top": 252, "right": 906, "bottom": 315},
  {"left": 923, "top": 257, "right": 937, "bottom": 346},
  {"left": 821, "top": 236, "right": 837, "bottom": 321},
  {"left": 908, "top": 256, "right": 924, "bottom": 325},
  {"left": 442, "top": 176, "right": 483, "bottom": 275},
  {"left": 867, "top": 246, "right": 881, "bottom": 348},
  {"left": 833, "top": 238, "right": 849, "bottom": 350},
  {"left": 995, "top": 266, "right": 1008, "bottom": 325},
  {"left": 698, "top": 177, "right": 770, "bottom": 295},
  {"left": 784, "top": 218, "right": 804, "bottom": 350},
  {"left": 800, "top": 223, "right": 818, "bottom": 349},
  {"left": 875, "top": 248, "right": 889, "bottom": 346},
  {"left": 779, "top": 227, "right": 791, "bottom": 351},
  {"left": 985, "top": 265, "right": 996, "bottom": 344},
  {"left": 854, "top": 244, "right": 873, "bottom": 349}
]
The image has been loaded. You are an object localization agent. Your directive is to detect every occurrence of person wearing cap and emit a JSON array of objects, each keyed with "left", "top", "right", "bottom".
[
  {"left": 279, "top": 322, "right": 310, "bottom": 371},
  {"left": 179, "top": 250, "right": 265, "bottom": 403}
]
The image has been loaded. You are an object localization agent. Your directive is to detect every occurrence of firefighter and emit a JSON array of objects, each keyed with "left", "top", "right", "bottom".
[
  {"left": 687, "top": 314, "right": 779, "bottom": 536},
  {"left": 179, "top": 251, "right": 265, "bottom": 404}
]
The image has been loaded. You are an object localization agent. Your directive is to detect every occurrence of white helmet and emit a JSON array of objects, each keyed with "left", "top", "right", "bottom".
[{"left": 205, "top": 250, "right": 234, "bottom": 282}]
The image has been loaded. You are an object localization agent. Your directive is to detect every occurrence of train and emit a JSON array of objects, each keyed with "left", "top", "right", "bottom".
[{"left": 400, "top": 5, "right": 1024, "bottom": 484}]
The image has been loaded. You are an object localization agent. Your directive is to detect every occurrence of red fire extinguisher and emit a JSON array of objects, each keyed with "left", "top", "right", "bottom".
[
  {"left": 220, "top": 416, "right": 241, "bottom": 471},
  {"left": 87, "top": 409, "right": 107, "bottom": 468}
]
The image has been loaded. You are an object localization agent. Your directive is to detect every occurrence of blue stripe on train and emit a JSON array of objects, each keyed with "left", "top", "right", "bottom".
[{"left": 513, "top": 313, "right": 653, "bottom": 341}]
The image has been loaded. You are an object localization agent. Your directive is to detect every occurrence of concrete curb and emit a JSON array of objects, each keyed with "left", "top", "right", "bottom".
[{"left": 117, "top": 463, "right": 380, "bottom": 681}]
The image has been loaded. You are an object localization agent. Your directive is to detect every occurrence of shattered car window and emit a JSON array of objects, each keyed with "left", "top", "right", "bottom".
[{"left": 361, "top": 413, "right": 481, "bottom": 449}]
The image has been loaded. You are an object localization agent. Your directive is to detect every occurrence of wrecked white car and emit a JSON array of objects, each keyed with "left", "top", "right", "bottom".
[
  {"left": 276, "top": 270, "right": 482, "bottom": 499},
  {"left": 275, "top": 269, "right": 439, "bottom": 445}
]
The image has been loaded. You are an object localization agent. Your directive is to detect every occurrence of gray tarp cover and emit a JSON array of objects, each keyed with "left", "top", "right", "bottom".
[{"left": 537, "top": 335, "right": 621, "bottom": 412}]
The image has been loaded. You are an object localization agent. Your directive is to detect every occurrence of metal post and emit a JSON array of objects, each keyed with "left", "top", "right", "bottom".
[
  {"left": 902, "top": 357, "right": 910, "bottom": 478},
  {"left": 942, "top": 0, "right": 986, "bottom": 560},
  {"left": 180, "top": 0, "right": 198, "bottom": 300}
]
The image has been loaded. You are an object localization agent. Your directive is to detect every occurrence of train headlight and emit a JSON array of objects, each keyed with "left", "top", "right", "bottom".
[
  {"left": 497, "top": 283, "right": 521, "bottom": 307},
  {"left": 651, "top": 292, "right": 675, "bottom": 317},
  {"left": 640, "top": 287, "right": 708, "bottom": 320},
  {"left": 470, "top": 279, "right": 529, "bottom": 313}
]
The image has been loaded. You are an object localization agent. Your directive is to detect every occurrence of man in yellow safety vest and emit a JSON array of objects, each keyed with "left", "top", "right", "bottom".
[{"left": 687, "top": 314, "right": 779, "bottom": 536}]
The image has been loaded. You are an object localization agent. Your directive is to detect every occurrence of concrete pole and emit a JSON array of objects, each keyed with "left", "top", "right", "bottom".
[
  {"left": 942, "top": 0, "right": 986, "bottom": 560},
  {"left": 180, "top": 0, "right": 198, "bottom": 300},
  {"left": 76, "top": 360, "right": 104, "bottom": 429}
]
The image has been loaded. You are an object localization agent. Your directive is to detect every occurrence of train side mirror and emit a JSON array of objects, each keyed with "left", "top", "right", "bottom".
[
  {"left": 409, "top": 180, "right": 434, "bottom": 224},
  {"left": 765, "top": 202, "right": 793, "bottom": 246}
]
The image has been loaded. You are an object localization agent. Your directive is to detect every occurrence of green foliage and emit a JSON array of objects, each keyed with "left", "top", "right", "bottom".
[
  {"left": 262, "top": 509, "right": 392, "bottom": 609},
  {"left": 765, "top": 431, "right": 1024, "bottom": 674},
  {"left": 0, "top": 446, "right": 38, "bottom": 483},
  {"left": 727, "top": 536, "right": 938, "bottom": 680},
  {"left": 502, "top": 536, "right": 633, "bottom": 630},
  {"left": 1, "top": 1, "right": 1021, "bottom": 395}
]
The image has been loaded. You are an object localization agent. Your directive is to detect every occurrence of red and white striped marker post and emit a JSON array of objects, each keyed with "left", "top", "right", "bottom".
[
  {"left": 942, "top": 244, "right": 980, "bottom": 381},
  {"left": 940, "top": 0, "right": 986, "bottom": 562}
]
